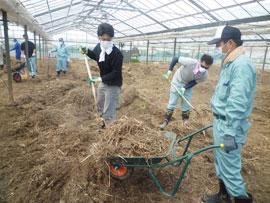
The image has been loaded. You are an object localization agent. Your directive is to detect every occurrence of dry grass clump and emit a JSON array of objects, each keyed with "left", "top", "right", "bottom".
[{"left": 85, "top": 117, "right": 173, "bottom": 183}]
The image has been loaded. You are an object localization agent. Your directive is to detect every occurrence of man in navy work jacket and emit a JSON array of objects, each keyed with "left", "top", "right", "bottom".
[{"left": 79, "top": 23, "right": 123, "bottom": 128}]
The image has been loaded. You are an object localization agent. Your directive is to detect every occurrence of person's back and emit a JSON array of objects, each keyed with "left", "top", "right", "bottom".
[
  {"left": 20, "top": 34, "right": 36, "bottom": 78},
  {"left": 21, "top": 41, "right": 35, "bottom": 57},
  {"left": 172, "top": 57, "right": 208, "bottom": 86}
]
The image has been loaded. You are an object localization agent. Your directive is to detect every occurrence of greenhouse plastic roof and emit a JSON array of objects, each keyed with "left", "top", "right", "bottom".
[{"left": 14, "top": 0, "right": 270, "bottom": 41}]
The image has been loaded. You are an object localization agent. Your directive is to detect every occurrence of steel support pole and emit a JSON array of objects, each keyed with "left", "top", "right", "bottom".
[
  {"left": 173, "top": 38, "right": 176, "bottom": 58},
  {"left": 39, "top": 35, "right": 41, "bottom": 59},
  {"left": 2, "top": 10, "right": 14, "bottom": 102},
  {"left": 163, "top": 45, "right": 165, "bottom": 62},
  {"left": 129, "top": 42, "right": 132, "bottom": 62},
  {"left": 146, "top": 40, "right": 149, "bottom": 65},
  {"left": 34, "top": 31, "right": 37, "bottom": 65},
  {"left": 197, "top": 44, "right": 201, "bottom": 59},
  {"left": 249, "top": 47, "right": 253, "bottom": 58},
  {"left": 261, "top": 46, "right": 268, "bottom": 83},
  {"left": 24, "top": 25, "right": 30, "bottom": 78},
  {"left": 151, "top": 47, "right": 154, "bottom": 62}
]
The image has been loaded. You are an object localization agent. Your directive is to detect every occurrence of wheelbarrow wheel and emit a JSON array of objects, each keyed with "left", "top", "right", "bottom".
[
  {"left": 13, "top": 73, "right": 21, "bottom": 82},
  {"left": 109, "top": 163, "right": 134, "bottom": 180}
]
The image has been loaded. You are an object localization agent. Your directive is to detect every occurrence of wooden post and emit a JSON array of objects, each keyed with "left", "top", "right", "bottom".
[
  {"left": 24, "top": 25, "right": 30, "bottom": 78},
  {"left": 2, "top": 10, "right": 14, "bottom": 102}
]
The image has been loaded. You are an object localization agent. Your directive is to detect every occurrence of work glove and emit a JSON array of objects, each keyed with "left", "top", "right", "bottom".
[
  {"left": 79, "top": 46, "right": 88, "bottom": 55},
  {"left": 179, "top": 87, "right": 185, "bottom": 96},
  {"left": 162, "top": 70, "right": 172, "bottom": 79},
  {"left": 224, "top": 134, "right": 238, "bottom": 153},
  {"left": 88, "top": 77, "right": 101, "bottom": 85}
]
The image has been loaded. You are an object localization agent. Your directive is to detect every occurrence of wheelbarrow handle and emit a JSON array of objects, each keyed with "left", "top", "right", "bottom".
[
  {"left": 148, "top": 143, "right": 224, "bottom": 197},
  {"left": 172, "top": 125, "right": 213, "bottom": 162}
]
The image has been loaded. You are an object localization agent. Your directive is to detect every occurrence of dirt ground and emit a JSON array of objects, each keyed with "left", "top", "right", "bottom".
[{"left": 0, "top": 58, "right": 269, "bottom": 203}]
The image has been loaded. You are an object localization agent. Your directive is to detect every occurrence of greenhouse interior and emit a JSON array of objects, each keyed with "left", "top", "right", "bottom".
[{"left": 0, "top": 0, "right": 270, "bottom": 203}]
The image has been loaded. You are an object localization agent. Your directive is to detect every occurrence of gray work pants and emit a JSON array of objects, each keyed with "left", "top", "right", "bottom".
[{"left": 97, "top": 82, "right": 121, "bottom": 126}]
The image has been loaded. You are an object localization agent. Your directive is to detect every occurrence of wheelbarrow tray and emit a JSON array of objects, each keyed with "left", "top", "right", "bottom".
[{"left": 109, "top": 125, "right": 224, "bottom": 197}]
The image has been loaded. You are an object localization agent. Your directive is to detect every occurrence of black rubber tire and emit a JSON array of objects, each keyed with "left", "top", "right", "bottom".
[{"left": 13, "top": 73, "right": 21, "bottom": 82}]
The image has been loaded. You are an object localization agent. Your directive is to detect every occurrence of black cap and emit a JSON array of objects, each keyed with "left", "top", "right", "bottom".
[{"left": 207, "top": 25, "right": 242, "bottom": 45}]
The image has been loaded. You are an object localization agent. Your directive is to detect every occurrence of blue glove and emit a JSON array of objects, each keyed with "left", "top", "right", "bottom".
[
  {"left": 88, "top": 77, "right": 101, "bottom": 84},
  {"left": 224, "top": 134, "right": 238, "bottom": 153}
]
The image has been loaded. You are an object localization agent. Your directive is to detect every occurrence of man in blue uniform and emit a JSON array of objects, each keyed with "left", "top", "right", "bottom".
[
  {"left": 49, "top": 38, "right": 70, "bottom": 76},
  {"left": 10, "top": 38, "right": 21, "bottom": 61},
  {"left": 202, "top": 26, "right": 256, "bottom": 203}
]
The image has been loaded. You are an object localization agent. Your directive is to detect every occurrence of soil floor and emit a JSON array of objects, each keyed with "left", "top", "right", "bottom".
[{"left": 0, "top": 58, "right": 269, "bottom": 203}]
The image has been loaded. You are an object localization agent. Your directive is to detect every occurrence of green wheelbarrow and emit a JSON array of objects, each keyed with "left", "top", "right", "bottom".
[{"left": 109, "top": 124, "right": 224, "bottom": 197}]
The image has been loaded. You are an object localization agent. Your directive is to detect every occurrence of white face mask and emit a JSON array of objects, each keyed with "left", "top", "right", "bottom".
[
  {"left": 214, "top": 41, "right": 231, "bottom": 59},
  {"left": 100, "top": 40, "right": 113, "bottom": 49},
  {"left": 199, "top": 66, "right": 207, "bottom": 73},
  {"left": 214, "top": 47, "right": 225, "bottom": 59}
]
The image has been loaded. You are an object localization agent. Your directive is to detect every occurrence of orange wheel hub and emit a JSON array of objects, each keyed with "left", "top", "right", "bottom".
[{"left": 110, "top": 164, "right": 128, "bottom": 176}]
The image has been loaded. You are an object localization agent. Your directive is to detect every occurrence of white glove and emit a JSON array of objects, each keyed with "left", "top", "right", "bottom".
[
  {"left": 32, "top": 53, "right": 36, "bottom": 56},
  {"left": 22, "top": 55, "right": 26, "bottom": 58},
  {"left": 67, "top": 58, "right": 70, "bottom": 62}
]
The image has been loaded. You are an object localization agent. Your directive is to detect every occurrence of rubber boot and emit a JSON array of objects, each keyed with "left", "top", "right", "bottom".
[
  {"left": 234, "top": 193, "right": 253, "bottom": 203},
  {"left": 182, "top": 111, "right": 190, "bottom": 126},
  {"left": 202, "top": 179, "right": 232, "bottom": 203},
  {"left": 63, "top": 71, "right": 66, "bottom": 76},
  {"left": 57, "top": 71, "right": 60, "bottom": 76},
  {"left": 160, "top": 110, "right": 173, "bottom": 129},
  {"left": 101, "top": 119, "right": 106, "bottom": 129}
]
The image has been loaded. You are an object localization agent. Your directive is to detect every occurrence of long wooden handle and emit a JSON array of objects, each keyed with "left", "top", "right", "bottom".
[
  {"left": 84, "top": 55, "right": 97, "bottom": 104},
  {"left": 169, "top": 80, "right": 195, "bottom": 109},
  {"left": 168, "top": 79, "right": 201, "bottom": 118}
]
